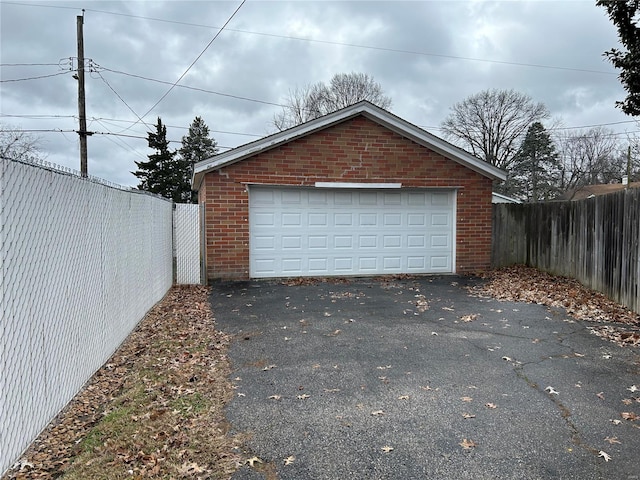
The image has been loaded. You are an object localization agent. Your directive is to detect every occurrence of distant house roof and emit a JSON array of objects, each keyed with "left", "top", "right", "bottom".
[
  {"left": 492, "top": 192, "right": 522, "bottom": 204},
  {"left": 192, "top": 100, "right": 506, "bottom": 191},
  {"left": 561, "top": 181, "right": 640, "bottom": 201}
]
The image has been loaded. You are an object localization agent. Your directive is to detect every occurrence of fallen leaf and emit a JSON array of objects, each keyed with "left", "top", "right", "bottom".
[
  {"left": 621, "top": 411, "right": 639, "bottom": 421},
  {"left": 421, "top": 385, "right": 432, "bottom": 391},
  {"left": 462, "top": 413, "right": 476, "bottom": 419},
  {"left": 604, "top": 436, "right": 621, "bottom": 445},
  {"left": 461, "top": 396, "right": 473, "bottom": 402},
  {"left": 545, "top": 386, "right": 559, "bottom": 395},
  {"left": 297, "top": 394, "right": 310, "bottom": 400},
  {"left": 442, "top": 306, "right": 455, "bottom": 311},
  {"left": 485, "top": 403, "right": 497, "bottom": 409},
  {"left": 377, "top": 365, "right": 392, "bottom": 370},
  {"left": 431, "top": 331, "right": 439, "bottom": 336},
  {"left": 262, "top": 364, "right": 277, "bottom": 371},
  {"left": 284, "top": 455, "right": 295, "bottom": 466},
  {"left": 460, "top": 314, "right": 478, "bottom": 322},
  {"left": 237, "top": 393, "right": 246, "bottom": 397},
  {"left": 596, "top": 392, "right": 605, "bottom": 400},
  {"left": 611, "top": 419, "right": 623, "bottom": 425},
  {"left": 324, "top": 388, "right": 340, "bottom": 393},
  {"left": 179, "top": 462, "right": 205, "bottom": 474},
  {"left": 268, "top": 395, "right": 281, "bottom": 400},
  {"left": 371, "top": 410, "right": 385, "bottom": 416},
  {"left": 622, "top": 398, "right": 633, "bottom": 405},
  {"left": 246, "top": 456, "right": 263, "bottom": 467},
  {"left": 459, "top": 438, "right": 477, "bottom": 449},
  {"left": 628, "top": 385, "right": 639, "bottom": 393},
  {"left": 398, "top": 395, "right": 410, "bottom": 400},
  {"left": 381, "top": 446, "right": 394, "bottom": 453},
  {"left": 598, "top": 451, "right": 612, "bottom": 462},
  {"left": 502, "top": 356, "right": 512, "bottom": 361}
]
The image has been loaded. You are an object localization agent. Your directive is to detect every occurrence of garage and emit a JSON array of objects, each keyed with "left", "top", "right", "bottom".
[
  {"left": 249, "top": 185, "right": 455, "bottom": 278},
  {"left": 193, "top": 101, "right": 505, "bottom": 281}
]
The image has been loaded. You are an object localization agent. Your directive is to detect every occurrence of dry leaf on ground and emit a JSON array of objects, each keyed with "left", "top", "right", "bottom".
[{"left": 459, "top": 438, "right": 477, "bottom": 449}]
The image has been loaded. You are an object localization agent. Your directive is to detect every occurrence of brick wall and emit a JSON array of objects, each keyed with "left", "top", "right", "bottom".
[{"left": 200, "top": 115, "right": 493, "bottom": 280}]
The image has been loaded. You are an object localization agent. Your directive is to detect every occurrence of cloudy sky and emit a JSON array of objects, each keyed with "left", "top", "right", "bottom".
[{"left": 0, "top": 0, "right": 634, "bottom": 186}]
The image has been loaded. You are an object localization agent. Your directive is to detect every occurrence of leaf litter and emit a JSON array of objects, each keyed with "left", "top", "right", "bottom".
[
  {"left": 3, "top": 286, "right": 246, "bottom": 480},
  {"left": 470, "top": 266, "right": 640, "bottom": 347}
]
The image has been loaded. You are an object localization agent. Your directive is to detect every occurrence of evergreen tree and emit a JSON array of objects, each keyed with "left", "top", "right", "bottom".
[
  {"left": 510, "top": 122, "right": 561, "bottom": 202},
  {"left": 134, "top": 117, "right": 190, "bottom": 202},
  {"left": 179, "top": 116, "right": 218, "bottom": 202}
]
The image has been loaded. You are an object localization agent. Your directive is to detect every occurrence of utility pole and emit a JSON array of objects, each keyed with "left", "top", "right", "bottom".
[{"left": 77, "top": 12, "right": 88, "bottom": 177}]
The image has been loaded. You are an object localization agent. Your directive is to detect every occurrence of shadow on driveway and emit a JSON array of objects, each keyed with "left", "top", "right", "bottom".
[{"left": 211, "top": 276, "right": 640, "bottom": 480}]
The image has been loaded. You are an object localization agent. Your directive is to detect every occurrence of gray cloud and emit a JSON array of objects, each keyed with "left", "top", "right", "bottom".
[{"left": 1, "top": 1, "right": 634, "bottom": 186}]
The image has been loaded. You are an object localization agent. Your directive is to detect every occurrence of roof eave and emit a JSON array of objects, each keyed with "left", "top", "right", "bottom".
[{"left": 192, "top": 101, "right": 507, "bottom": 191}]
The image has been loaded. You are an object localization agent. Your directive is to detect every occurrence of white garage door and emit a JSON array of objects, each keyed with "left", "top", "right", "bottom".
[{"left": 249, "top": 186, "right": 455, "bottom": 278}]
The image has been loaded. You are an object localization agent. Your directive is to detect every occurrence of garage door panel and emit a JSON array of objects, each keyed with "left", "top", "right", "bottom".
[
  {"left": 383, "top": 257, "right": 402, "bottom": 270},
  {"left": 334, "top": 236, "right": 353, "bottom": 248},
  {"left": 250, "top": 187, "right": 455, "bottom": 278},
  {"left": 359, "top": 192, "right": 378, "bottom": 205},
  {"left": 359, "top": 257, "right": 378, "bottom": 270},
  {"left": 308, "top": 213, "right": 327, "bottom": 226},
  {"left": 431, "top": 234, "right": 450, "bottom": 248},
  {"left": 334, "top": 257, "right": 353, "bottom": 271},
  {"left": 360, "top": 213, "right": 378, "bottom": 226},
  {"left": 309, "top": 236, "right": 328, "bottom": 249},
  {"left": 430, "top": 256, "right": 450, "bottom": 269},
  {"left": 431, "top": 213, "right": 449, "bottom": 226}
]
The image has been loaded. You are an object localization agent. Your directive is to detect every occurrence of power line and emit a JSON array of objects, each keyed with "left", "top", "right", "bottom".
[
  {"left": 0, "top": 62, "right": 62, "bottom": 67},
  {"left": 137, "top": 0, "right": 246, "bottom": 124},
  {"left": 97, "top": 65, "right": 283, "bottom": 107},
  {"left": 95, "top": 70, "right": 152, "bottom": 130},
  {"left": 0, "top": 71, "right": 71, "bottom": 82},
  {"left": 3, "top": 1, "right": 617, "bottom": 76}
]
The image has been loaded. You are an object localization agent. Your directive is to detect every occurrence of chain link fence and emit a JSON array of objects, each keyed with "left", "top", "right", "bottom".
[
  {"left": 174, "top": 203, "right": 203, "bottom": 285},
  {"left": 0, "top": 157, "right": 173, "bottom": 474}
]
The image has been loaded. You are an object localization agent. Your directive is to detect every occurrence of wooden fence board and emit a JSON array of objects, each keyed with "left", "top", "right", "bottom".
[{"left": 492, "top": 189, "right": 640, "bottom": 314}]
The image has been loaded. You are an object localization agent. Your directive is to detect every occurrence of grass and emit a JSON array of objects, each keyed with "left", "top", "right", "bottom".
[{"left": 3, "top": 286, "right": 246, "bottom": 480}]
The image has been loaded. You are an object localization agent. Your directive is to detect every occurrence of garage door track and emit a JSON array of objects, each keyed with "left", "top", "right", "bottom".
[{"left": 211, "top": 276, "right": 640, "bottom": 479}]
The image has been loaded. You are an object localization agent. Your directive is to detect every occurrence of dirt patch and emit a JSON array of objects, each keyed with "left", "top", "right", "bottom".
[
  {"left": 471, "top": 265, "right": 640, "bottom": 347},
  {"left": 3, "top": 286, "right": 245, "bottom": 480}
]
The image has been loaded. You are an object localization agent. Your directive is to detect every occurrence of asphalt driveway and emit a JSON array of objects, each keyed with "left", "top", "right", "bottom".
[{"left": 211, "top": 276, "right": 640, "bottom": 480}]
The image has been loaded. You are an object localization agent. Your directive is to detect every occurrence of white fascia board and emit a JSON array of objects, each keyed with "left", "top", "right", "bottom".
[
  {"left": 358, "top": 106, "right": 507, "bottom": 181},
  {"left": 192, "top": 101, "right": 507, "bottom": 191},
  {"left": 315, "top": 182, "right": 402, "bottom": 188}
]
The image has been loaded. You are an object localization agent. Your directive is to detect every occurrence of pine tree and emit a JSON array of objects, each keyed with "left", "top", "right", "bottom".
[
  {"left": 179, "top": 116, "right": 218, "bottom": 202},
  {"left": 510, "top": 122, "right": 561, "bottom": 202},
  {"left": 133, "top": 117, "right": 190, "bottom": 202}
]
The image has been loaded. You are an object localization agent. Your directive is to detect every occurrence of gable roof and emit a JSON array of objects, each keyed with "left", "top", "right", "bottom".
[
  {"left": 192, "top": 100, "right": 506, "bottom": 191},
  {"left": 561, "top": 181, "right": 640, "bottom": 201}
]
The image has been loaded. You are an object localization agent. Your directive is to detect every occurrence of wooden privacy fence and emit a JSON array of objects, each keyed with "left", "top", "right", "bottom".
[{"left": 492, "top": 188, "right": 640, "bottom": 314}]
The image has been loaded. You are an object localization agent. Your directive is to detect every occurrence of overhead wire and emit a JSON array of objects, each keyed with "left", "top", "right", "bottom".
[
  {"left": 94, "top": 69, "right": 153, "bottom": 130},
  {"left": 136, "top": 0, "right": 247, "bottom": 125},
  {"left": 0, "top": 71, "right": 71, "bottom": 82},
  {"left": 2, "top": 1, "right": 617, "bottom": 76},
  {"left": 96, "top": 65, "right": 283, "bottom": 108}
]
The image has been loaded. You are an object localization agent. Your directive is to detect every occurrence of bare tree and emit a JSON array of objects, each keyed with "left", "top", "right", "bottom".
[
  {"left": 273, "top": 84, "right": 327, "bottom": 131},
  {"left": 555, "top": 127, "right": 620, "bottom": 192},
  {"left": 273, "top": 72, "right": 392, "bottom": 131},
  {"left": 0, "top": 125, "right": 44, "bottom": 162},
  {"left": 440, "top": 89, "right": 550, "bottom": 171}
]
